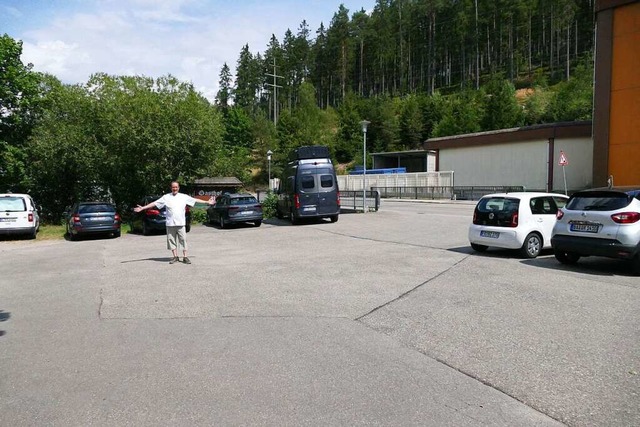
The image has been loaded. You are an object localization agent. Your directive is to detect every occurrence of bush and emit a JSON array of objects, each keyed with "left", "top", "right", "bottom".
[
  {"left": 261, "top": 192, "right": 278, "bottom": 218},
  {"left": 190, "top": 207, "right": 208, "bottom": 224}
]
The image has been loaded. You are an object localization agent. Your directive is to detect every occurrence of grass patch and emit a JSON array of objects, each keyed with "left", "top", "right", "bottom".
[{"left": 36, "top": 223, "right": 132, "bottom": 240}]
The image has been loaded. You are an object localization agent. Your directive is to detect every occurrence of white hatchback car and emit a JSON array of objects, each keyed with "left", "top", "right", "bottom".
[
  {"left": 0, "top": 193, "right": 40, "bottom": 239},
  {"left": 468, "top": 192, "right": 569, "bottom": 258}
]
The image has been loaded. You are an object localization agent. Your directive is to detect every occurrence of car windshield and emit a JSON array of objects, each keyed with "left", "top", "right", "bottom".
[
  {"left": 0, "top": 197, "right": 27, "bottom": 212},
  {"left": 476, "top": 197, "right": 520, "bottom": 213},
  {"left": 79, "top": 204, "right": 116, "bottom": 214},
  {"left": 566, "top": 192, "right": 631, "bottom": 211},
  {"left": 229, "top": 197, "right": 257, "bottom": 205}
]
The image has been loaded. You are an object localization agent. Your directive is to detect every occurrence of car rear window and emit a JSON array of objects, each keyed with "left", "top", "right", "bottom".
[
  {"left": 476, "top": 197, "right": 520, "bottom": 213},
  {"left": 566, "top": 192, "right": 632, "bottom": 211},
  {"left": 301, "top": 175, "right": 315, "bottom": 190},
  {"left": 79, "top": 204, "right": 116, "bottom": 214},
  {"left": 0, "top": 197, "right": 27, "bottom": 212},
  {"left": 320, "top": 174, "right": 334, "bottom": 188},
  {"left": 230, "top": 197, "right": 258, "bottom": 205}
]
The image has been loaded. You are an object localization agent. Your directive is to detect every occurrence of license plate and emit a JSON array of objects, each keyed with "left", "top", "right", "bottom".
[
  {"left": 240, "top": 210, "right": 253, "bottom": 215},
  {"left": 0, "top": 217, "right": 16, "bottom": 222},
  {"left": 88, "top": 216, "right": 109, "bottom": 221},
  {"left": 570, "top": 223, "right": 599, "bottom": 233},
  {"left": 303, "top": 206, "right": 316, "bottom": 212},
  {"left": 480, "top": 230, "right": 500, "bottom": 238}
]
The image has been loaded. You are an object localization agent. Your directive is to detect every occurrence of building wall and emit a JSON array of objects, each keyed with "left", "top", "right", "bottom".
[
  {"left": 609, "top": 1, "right": 640, "bottom": 184},
  {"left": 553, "top": 138, "right": 594, "bottom": 191},
  {"left": 438, "top": 136, "right": 593, "bottom": 192}
]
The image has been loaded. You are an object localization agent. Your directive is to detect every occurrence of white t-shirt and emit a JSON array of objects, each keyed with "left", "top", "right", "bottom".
[{"left": 154, "top": 193, "right": 197, "bottom": 227}]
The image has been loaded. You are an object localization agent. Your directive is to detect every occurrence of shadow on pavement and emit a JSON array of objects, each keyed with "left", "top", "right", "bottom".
[
  {"left": 121, "top": 257, "right": 175, "bottom": 264},
  {"left": 521, "top": 255, "right": 636, "bottom": 277},
  {"left": 0, "top": 310, "right": 10, "bottom": 337}
]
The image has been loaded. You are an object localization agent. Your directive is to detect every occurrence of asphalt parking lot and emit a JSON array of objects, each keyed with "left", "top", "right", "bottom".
[{"left": 1, "top": 200, "right": 638, "bottom": 426}]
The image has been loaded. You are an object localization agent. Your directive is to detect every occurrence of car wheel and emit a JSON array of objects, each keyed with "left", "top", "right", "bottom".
[
  {"left": 521, "top": 233, "right": 542, "bottom": 258},
  {"left": 471, "top": 243, "right": 488, "bottom": 252},
  {"left": 114, "top": 230, "right": 121, "bottom": 238},
  {"left": 554, "top": 250, "right": 580, "bottom": 265},
  {"left": 29, "top": 227, "right": 37, "bottom": 240},
  {"left": 330, "top": 215, "right": 338, "bottom": 223},
  {"left": 219, "top": 216, "right": 226, "bottom": 229},
  {"left": 254, "top": 220, "right": 262, "bottom": 227},
  {"left": 142, "top": 221, "right": 149, "bottom": 236}
]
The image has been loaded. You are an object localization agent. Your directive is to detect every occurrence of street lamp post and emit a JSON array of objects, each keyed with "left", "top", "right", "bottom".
[
  {"left": 360, "top": 120, "right": 370, "bottom": 213},
  {"left": 267, "top": 150, "right": 273, "bottom": 191}
]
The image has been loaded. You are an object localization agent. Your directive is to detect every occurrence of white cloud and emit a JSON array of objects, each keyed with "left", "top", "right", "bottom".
[{"left": 16, "top": 0, "right": 372, "bottom": 100}]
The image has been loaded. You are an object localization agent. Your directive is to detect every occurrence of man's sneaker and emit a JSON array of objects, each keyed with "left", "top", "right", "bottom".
[
  {"left": 169, "top": 256, "right": 180, "bottom": 264},
  {"left": 183, "top": 257, "right": 191, "bottom": 265}
]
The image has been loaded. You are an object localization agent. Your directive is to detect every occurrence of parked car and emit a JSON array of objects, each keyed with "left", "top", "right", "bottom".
[
  {"left": 0, "top": 193, "right": 40, "bottom": 239},
  {"left": 275, "top": 145, "right": 340, "bottom": 224},
  {"left": 551, "top": 186, "right": 640, "bottom": 275},
  {"left": 207, "top": 193, "right": 262, "bottom": 228},
  {"left": 65, "top": 202, "right": 121, "bottom": 240},
  {"left": 129, "top": 195, "right": 192, "bottom": 235},
  {"left": 468, "top": 192, "right": 569, "bottom": 258}
]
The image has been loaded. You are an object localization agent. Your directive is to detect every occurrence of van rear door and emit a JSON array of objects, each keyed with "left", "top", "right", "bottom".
[
  {"left": 297, "top": 167, "right": 320, "bottom": 216},
  {"left": 316, "top": 167, "right": 338, "bottom": 215}
]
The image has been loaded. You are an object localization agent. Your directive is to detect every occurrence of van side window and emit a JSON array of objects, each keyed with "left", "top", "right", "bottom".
[
  {"left": 320, "top": 175, "right": 333, "bottom": 188},
  {"left": 301, "top": 175, "right": 315, "bottom": 190}
]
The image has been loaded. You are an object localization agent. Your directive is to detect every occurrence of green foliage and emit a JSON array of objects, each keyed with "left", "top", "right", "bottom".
[
  {"left": 482, "top": 77, "right": 524, "bottom": 130},
  {"left": 399, "top": 95, "right": 423, "bottom": 149},
  {"left": 261, "top": 192, "right": 278, "bottom": 219},
  {"left": 546, "top": 59, "right": 594, "bottom": 122},
  {"left": 0, "top": 35, "right": 44, "bottom": 192},
  {"left": 189, "top": 207, "right": 208, "bottom": 224},
  {"left": 432, "top": 91, "right": 483, "bottom": 137}
]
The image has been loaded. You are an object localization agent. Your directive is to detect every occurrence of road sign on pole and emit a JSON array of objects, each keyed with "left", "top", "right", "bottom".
[
  {"left": 558, "top": 151, "right": 568, "bottom": 195},
  {"left": 558, "top": 151, "right": 568, "bottom": 166}
]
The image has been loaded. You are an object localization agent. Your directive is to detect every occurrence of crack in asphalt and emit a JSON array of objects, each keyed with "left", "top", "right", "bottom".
[
  {"left": 355, "top": 255, "right": 471, "bottom": 321},
  {"left": 314, "top": 227, "right": 452, "bottom": 251}
]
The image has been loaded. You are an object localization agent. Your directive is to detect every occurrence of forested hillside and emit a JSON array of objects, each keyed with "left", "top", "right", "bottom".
[{"left": 1, "top": 1, "right": 596, "bottom": 220}]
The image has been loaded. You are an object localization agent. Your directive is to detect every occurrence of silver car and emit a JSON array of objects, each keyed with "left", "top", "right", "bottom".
[{"left": 551, "top": 187, "right": 640, "bottom": 275}]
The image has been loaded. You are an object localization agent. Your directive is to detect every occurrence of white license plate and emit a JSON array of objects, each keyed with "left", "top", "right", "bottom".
[
  {"left": 303, "top": 206, "right": 316, "bottom": 212},
  {"left": 240, "top": 210, "right": 253, "bottom": 215},
  {"left": 89, "top": 216, "right": 109, "bottom": 221},
  {"left": 570, "top": 223, "right": 599, "bottom": 233},
  {"left": 480, "top": 230, "right": 500, "bottom": 238},
  {"left": 0, "top": 217, "right": 16, "bottom": 222}
]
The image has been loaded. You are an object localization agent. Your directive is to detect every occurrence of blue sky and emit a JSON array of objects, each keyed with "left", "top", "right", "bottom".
[{"left": 1, "top": 0, "right": 374, "bottom": 100}]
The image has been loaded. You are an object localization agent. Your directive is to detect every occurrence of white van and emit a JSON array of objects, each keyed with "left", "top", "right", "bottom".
[{"left": 0, "top": 193, "right": 40, "bottom": 239}]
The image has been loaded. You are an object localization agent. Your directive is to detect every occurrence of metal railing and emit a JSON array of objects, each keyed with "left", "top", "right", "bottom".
[
  {"left": 340, "top": 190, "right": 380, "bottom": 212},
  {"left": 373, "top": 186, "right": 525, "bottom": 201}
]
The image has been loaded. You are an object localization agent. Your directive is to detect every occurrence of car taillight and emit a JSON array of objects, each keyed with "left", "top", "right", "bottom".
[
  {"left": 146, "top": 209, "right": 160, "bottom": 215},
  {"left": 228, "top": 207, "right": 240, "bottom": 211},
  {"left": 114, "top": 214, "right": 121, "bottom": 223},
  {"left": 556, "top": 210, "right": 564, "bottom": 220},
  {"left": 294, "top": 194, "right": 300, "bottom": 209},
  {"left": 254, "top": 204, "right": 262, "bottom": 210},
  {"left": 28, "top": 213, "right": 34, "bottom": 222},
  {"left": 510, "top": 212, "right": 519, "bottom": 227},
  {"left": 337, "top": 191, "right": 341, "bottom": 206},
  {"left": 611, "top": 212, "right": 640, "bottom": 224},
  {"left": 73, "top": 215, "right": 81, "bottom": 222},
  {"left": 473, "top": 210, "right": 478, "bottom": 224}
]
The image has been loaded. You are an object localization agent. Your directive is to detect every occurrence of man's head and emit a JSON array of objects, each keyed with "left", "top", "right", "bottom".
[{"left": 170, "top": 181, "right": 180, "bottom": 195}]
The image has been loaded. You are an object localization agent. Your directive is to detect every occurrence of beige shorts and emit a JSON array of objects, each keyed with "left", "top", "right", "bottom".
[{"left": 166, "top": 226, "right": 187, "bottom": 251}]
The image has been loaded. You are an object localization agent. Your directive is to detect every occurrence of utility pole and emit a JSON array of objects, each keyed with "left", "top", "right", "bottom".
[{"left": 265, "top": 58, "right": 283, "bottom": 126}]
